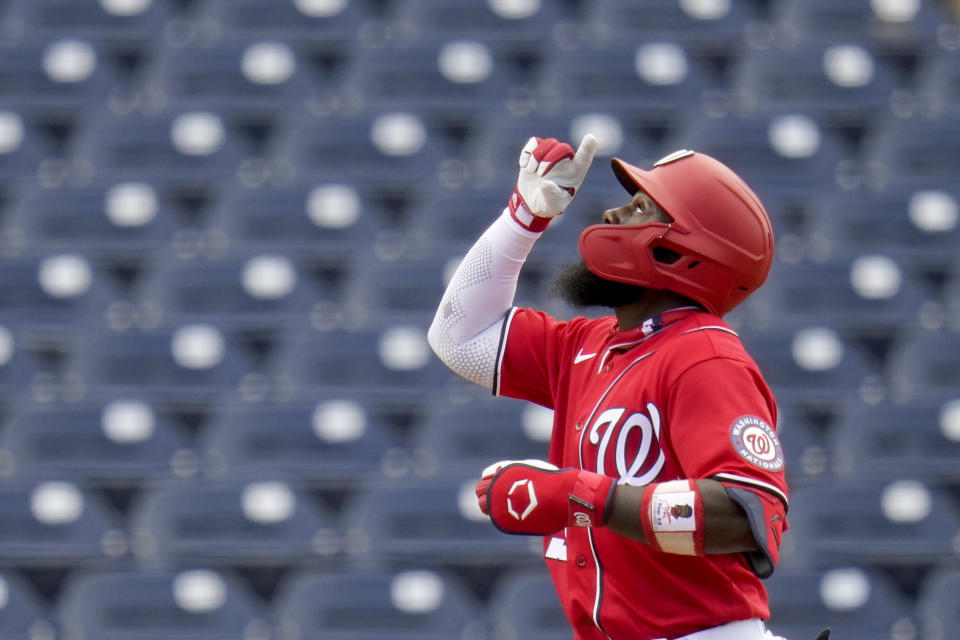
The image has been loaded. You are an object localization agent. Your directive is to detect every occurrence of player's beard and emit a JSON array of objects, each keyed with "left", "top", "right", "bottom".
[{"left": 552, "top": 259, "right": 649, "bottom": 309}]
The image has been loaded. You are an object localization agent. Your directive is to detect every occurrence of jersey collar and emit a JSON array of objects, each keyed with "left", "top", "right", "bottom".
[{"left": 608, "top": 306, "right": 702, "bottom": 345}]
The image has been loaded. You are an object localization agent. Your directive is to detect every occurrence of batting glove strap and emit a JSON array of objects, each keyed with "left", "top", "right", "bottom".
[
  {"left": 478, "top": 463, "right": 615, "bottom": 536},
  {"left": 640, "top": 480, "right": 706, "bottom": 556}
]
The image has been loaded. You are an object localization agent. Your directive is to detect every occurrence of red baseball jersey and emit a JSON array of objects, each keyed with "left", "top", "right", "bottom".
[{"left": 495, "top": 307, "right": 788, "bottom": 640}]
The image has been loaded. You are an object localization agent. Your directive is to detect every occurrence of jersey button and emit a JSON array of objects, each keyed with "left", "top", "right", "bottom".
[
  {"left": 574, "top": 421, "right": 583, "bottom": 431},
  {"left": 604, "top": 364, "right": 612, "bottom": 372},
  {"left": 576, "top": 556, "right": 587, "bottom": 567}
]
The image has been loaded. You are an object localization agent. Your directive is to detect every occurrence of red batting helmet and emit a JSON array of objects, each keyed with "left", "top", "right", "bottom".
[{"left": 578, "top": 149, "right": 774, "bottom": 316}]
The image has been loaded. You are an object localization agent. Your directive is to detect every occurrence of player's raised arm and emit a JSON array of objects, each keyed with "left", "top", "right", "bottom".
[{"left": 427, "top": 134, "right": 598, "bottom": 389}]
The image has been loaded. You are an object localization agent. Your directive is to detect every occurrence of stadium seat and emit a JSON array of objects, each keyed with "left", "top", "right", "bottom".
[
  {"left": 886, "top": 330, "right": 960, "bottom": 402},
  {"left": 750, "top": 254, "right": 937, "bottom": 339},
  {"left": 342, "top": 475, "right": 540, "bottom": 569},
  {"left": 0, "top": 570, "right": 56, "bottom": 640},
  {"left": 5, "top": 0, "right": 173, "bottom": 41},
  {"left": 537, "top": 42, "right": 717, "bottom": 128},
  {"left": 273, "top": 568, "right": 485, "bottom": 640},
  {"left": 829, "top": 397, "right": 960, "bottom": 483},
  {"left": 487, "top": 567, "right": 569, "bottom": 640},
  {"left": 0, "top": 400, "right": 189, "bottom": 487},
  {"left": 775, "top": 402, "right": 830, "bottom": 488},
  {"left": 62, "top": 324, "right": 252, "bottom": 405},
  {"left": 196, "top": 0, "right": 371, "bottom": 42},
  {"left": 737, "top": 324, "right": 880, "bottom": 409},
  {"left": 587, "top": 0, "right": 760, "bottom": 53},
  {"left": 145, "top": 38, "right": 316, "bottom": 118},
  {"left": 129, "top": 480, "right": 340, "bottom": 567},
  {"left": 916, "top": 49, "right": 960, "bottom": 115},
  {"left": 266, "top": 108, "right": 448, "bottom": 192},
  {"left": 8, "top": 181, "right": 181, "bottom": 258},
  {"left": 0, "top": 111, "right": 55, "bottom": 182},
  {"left": 804, "top": 185, "right": 960, "bottom": 274},
  {"left": 669, "top": 109, "right": 850, "bottom": 199},
  {"left": 865, "top": 113, "right": 960, "bottom": 187},
  {"left": 345, "top": 41, "right": 514, "bottom": 118},
  {"left": 134, "top": 252, "right": 318, "bottom": 331},
  {"left": 0, "top": 253, "right": 118, "bottom": 335},
  {"left": 787, "top": 478, "right": 960, "bottom": 566},
  {"left": 343, "top": 252, "right": 457, "bottom": 325},
  {"left": 0, "top": 325, "right": 45, "bottom": 402},
  {"left": 70, "top": 109, "right": 252, "bottom": 183},
  {"left": 411, "top": 397, "right": 552, "bottom": 478},
  {"left": 201, "top": 399, "right": 394, "bottom": 488},
  {"left": 730, "top": 41, "right": 901, "bottom": 121},
  {"left": 392, "top": 0, "right": 564, "bottom": 46},
  {"left": 206, "top": 179, "right": 380, "bottom": 255},
  {"left": 269, "top": 324, "right": 452, "bottom": 400},
  {"left": 917, "top": 566, "right": 960, "bottom": 640},
  {"left": 57, "top": 568, "right": 268, "bottom": 640},
  {"left": 766, "top": 565, "right": 918, "bottom": 640},
  {"left": 0, "top": 481, "right": 124, "bottom": 567}
]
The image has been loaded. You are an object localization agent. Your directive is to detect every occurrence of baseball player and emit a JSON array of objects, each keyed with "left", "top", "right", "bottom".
[{"left": 428, "top": 135, "right": 820, "bottom": 640}]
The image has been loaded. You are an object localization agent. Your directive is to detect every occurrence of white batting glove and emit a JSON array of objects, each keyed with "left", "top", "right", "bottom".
[{"left": 508, "top": 134, "right": 598, "bottom": 232}]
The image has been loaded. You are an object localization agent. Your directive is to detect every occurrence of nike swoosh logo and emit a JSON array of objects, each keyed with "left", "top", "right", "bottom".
[{"left": 574, "top": 349, "right": 597, "bottom": 364}]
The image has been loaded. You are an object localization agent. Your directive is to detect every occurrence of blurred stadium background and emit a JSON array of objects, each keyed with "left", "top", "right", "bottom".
[{"left": 0, "top": 0, "right": 959, "bottom": 638}]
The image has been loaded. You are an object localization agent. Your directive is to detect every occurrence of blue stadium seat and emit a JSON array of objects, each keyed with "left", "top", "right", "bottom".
[
  {"left": 196, "top": 0, "right": 371, "bottom": 41},
  {"left": 344, "top": 252, "right": 456, "bottom": 325},
  {"left": 787, "top": 478, "right": 960, "bottom": 566},
  {"left": 70, "top": 109, "right": 252, "bottom": 183},
  {"left": 670, "top": 109, "right": 849, "bottom": 198},
  {"left": 273, "top": 568, "right": 485, "bottom": 640},
  {"left": 750, "top": 254, "right": 937, "bottom": 339},
  {"left": 775, "top": 402, "right": 830, "bottom": 488},
  {"left": 737, "top": 325, "right": 880, "bottom": 408},
  {"left": 0, "top": 400, "right": 189, "bottom": 487},
  {"left": 57, "top": 568, "right": 268, "bottom": 640},
  {"left": 342, "top": 475, "right": 540, "bottom": 569},
  {"left": 145, "top": 38, "right": 315, "bottom": 117},
  {"left": 0, "top": 253, "right": 119, "bottom": 334},
  {"left": 916, "top": 50, "right": 960, "bottom": 114},
  {"left": 0, "top": 325, "right": 44, "bottom": 402},
  {"left": 0, "top": 111, "right": 54, "bottom": 182},
  {"left": 587, "top": 0, "right": 760, "bottom": 52},
  {"left": 63, "top": 325, "right": 252, "bottom": 405},
  {"left": 487, "top": 567, "right": 569, "bottom": 640},
  {"left": 129, "top": 480, "right": 340, "bottom": 567},
  {"left": 829, "top": 398, "right": 960, "bottom": 483},
  {"left": 269, "top": 324, "right": 452, "bottom": 400},
  {"left": 537, "top": 42, "right": 718, "bottom": 123},
  {"left": 804, "top": 185, "right": 960, "bottom": 274},
  {"left": 267, "top": 109, "right": 448, "bottom": 189},
  {"left": 411, "top": 398, "right": 551, "bottom": 478},
  {"left": 345, "top": 42, "right": 513, "bottom": 115},
  {"left": 201, "top": 399, "right": 393, "bottom": 488},
  {"left": 0, "top": 37, "right": 121, "bottom": 115},
  {"left": 731, "top": 41, "right": 902, "bottom": 120},
  {"left": 766, "top": 566, "right": 917, "bottom": 640},
  {"left": 771, "top": 0, "right": 950, "bottom": 52},
  {"left": 866, "top": 113, "right": 960, "bottom": 186},
  {"left": 392, "top": 0, "right": 563, "bottom": 45},
  {"left": 135, "top": 252, "right": 317, "bottom": 330},
  {"left": 6, "top": 0, "right": 173, "bottom": 41},
  {"left": 917, "top": 566, "right": 960, "bottom": 640},
  {"left": 8, "top": 181, "right": 181, "bottom": 258},
  {"left": 0, "top": 481, "right": 124, "bottom": 567},
  {"left": 0, "top": 570, "right": 56, "bottom": 640},
  {"left": 886, "top": 330, "right": 960, "bottom": 402}
]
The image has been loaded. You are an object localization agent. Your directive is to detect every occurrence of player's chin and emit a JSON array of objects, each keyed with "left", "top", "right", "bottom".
[{"left": 551, "top": 260, "right": 648, "bottom": 309}]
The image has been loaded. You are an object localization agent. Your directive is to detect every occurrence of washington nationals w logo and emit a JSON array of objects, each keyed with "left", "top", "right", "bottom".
[{"left": 585, "top": 402, "right": 666, "bottom": 485}]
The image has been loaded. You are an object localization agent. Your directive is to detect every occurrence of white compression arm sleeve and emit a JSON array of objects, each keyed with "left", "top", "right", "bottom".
[{"left": 427, "top": 208, "right": 541, "bottom": 390}]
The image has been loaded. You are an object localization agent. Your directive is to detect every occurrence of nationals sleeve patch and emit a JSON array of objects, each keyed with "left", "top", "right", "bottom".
[{"left": 729, "top": 415, "right": 784, "bottom": 472}]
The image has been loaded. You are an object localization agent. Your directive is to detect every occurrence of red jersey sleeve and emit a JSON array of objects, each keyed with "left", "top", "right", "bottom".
[
  {"left": 666, "top": 357, "right": 788, "bottom": 578},
  {"left": 495, "top": 308, "right": 566, "bottom": 408}
]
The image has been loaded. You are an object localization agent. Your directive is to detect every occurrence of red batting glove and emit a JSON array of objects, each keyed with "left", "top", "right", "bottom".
[
  {"left": 508, "top": 134, "right": 598, "bottom": 232},
  {"left": 475, "top": 459, "right": 616, "bottom": 535}
]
